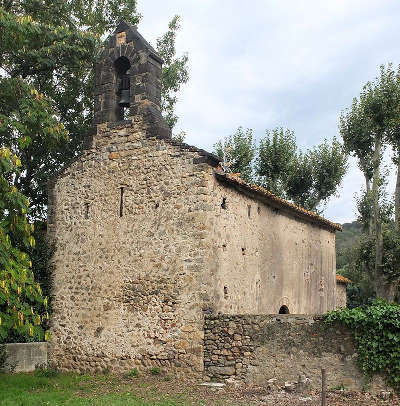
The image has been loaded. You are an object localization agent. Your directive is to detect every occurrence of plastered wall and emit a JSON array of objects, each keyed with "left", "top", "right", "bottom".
[
  {"left": 205, "top": 176, "right": 337, "bottom": 315},
  {"left": 335, "top": 283, "right": 347, "bottom": 309}
]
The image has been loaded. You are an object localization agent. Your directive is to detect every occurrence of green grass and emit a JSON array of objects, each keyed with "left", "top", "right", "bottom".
[{"left": 0, "top": 372, "right": 190, "bottom": 406}]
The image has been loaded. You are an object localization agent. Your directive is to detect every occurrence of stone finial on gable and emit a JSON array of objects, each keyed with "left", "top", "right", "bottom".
[{"left": 93, "top": 21, "right": 170, "bottom": 138}]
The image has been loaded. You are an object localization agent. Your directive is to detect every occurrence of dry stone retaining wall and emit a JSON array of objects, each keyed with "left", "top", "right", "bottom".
[{"left": 204, "top": 314, "right": 388, "bottom": 392}]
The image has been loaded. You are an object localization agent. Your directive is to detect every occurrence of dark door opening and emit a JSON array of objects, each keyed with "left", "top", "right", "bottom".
[{"left": 279, "top": 305, "right": 290, "bottom": 314}]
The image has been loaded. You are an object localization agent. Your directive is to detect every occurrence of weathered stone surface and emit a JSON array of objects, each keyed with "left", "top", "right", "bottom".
[
  {"left": 208, "top": 366, "right": 236, "bottom": 376},
  {"left": 48, "top": 22, "right": 345, "bottom": 381},
  {"left": 207, "top": 179, "right": 337, "bottom": 315},
  {"left": 48, "top": 118, "right": 217, "bottom": 377},
  {"left": 92, "top": 21, "right": 169, "bottom": 139},
  {"left": 335, "top": 283, "right": 347, "bottom": 309},
  {"left": 203, "top": 315, "right": 388, "bottom": 393}
]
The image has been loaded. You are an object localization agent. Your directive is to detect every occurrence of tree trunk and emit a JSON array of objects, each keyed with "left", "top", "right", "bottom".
[
  {"left": 375, "top": 276, "right": 399, "bottom": 302},
  {"left": 360, "top": 157, "right": 373, "bottom": 236},
  {"left": 365, "top": 175, "right": 371, "bottom": 194},
  {"left": 372, "top": 137, "right": 385, "bottom": 299},
  {"left": 365, "top": 174, "right": 373, "bottom": 236},
  {"left": 395, "top": 161, "right": 400, "bottom": 231}
]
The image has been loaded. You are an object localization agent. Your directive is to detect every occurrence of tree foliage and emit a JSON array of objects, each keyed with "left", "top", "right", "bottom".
[
  {"left": 340, "top": 64, "right": 400, "bottom": 301},
  {"left": 0, "top": 2, "right": 189, "bottom": 219},
  {"left": 335, "top": 221, "right": 376, "bottom": 308},
  {"left": 256, "top": 128, "right": 297, "bottom": 196},
  {"left": 156, "top": 15, "right": 189, "bottom": 131},
  {"left": 25, "top": 222, "right": 52, "bottom": 299},
  {"left": 355, "top": 227, "right": 400, "bottom": 284},
  {"left": 214, "top": 127, "right": 256, "bottom": 182},
  {"left": 0, "top": 148, "right": 48, "bottom": 343},
  {"left": 214, "top": 127, "right": 347, "bottom": 212},
  {"left": 257, "top": 130, "right": 348, "bottom": 211},
  {"left": 1, "top": 0, "right": 140, "bottom": 35},
  {"left": 0, "top": 77, "right": 71, "bottom": 219},
  {"left": 0, "top": 5, "right": 98, "bottom": 219},
  {"left": 324, "top": 300, "right": 400, "bottom": 391},
  {"left": 338, "top": 239, "right": 377, "bottom": 309}
]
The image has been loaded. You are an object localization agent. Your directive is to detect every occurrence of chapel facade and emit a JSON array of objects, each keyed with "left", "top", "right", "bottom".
[{"left": 48, "top": 22, "right": 342, "bottom": 375}]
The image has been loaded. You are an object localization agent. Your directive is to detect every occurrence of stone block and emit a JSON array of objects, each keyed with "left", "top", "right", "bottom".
[
  {"left": 108, "top": 152, "right": 119, "bottom": 159},
  {"left": 208, "top": 366, "right": 235, "bottom": 376}
]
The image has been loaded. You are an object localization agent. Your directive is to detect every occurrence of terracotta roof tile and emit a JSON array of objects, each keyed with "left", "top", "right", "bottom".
[
  {"left": 336, "top": 274, "right": 352, "bottom": 284},
  {"left": 215, "top": 170, "right": 342, "bottom": 232}
]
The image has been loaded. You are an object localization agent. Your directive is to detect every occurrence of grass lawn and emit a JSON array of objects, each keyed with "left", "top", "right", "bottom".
[
  {"left": 1, "top": 371, "right": 398, "bottom": 406},
  {"left": 0, "top": 372, "right": 193, "bottom": 406}
]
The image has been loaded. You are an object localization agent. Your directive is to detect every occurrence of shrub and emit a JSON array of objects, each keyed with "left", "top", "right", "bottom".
[{"left": 323, "top": 300, "right": 400, "bottom": 391}]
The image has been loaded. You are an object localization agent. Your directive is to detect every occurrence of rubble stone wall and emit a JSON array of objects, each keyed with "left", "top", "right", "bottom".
[
  {"left": 204, "top": 314, "right": 387, "bottom": 392},
  {"left": 48, "top": 118, "right": 217, "bottom": 377}
]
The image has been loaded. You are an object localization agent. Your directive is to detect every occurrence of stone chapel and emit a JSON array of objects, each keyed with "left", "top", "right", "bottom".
[{"left": 47, "top": 22, "right": 343, "bottom": 375}]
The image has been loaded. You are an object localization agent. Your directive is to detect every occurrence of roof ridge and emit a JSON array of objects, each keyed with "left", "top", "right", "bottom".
[{"left": 215, "top": 170, "right": 342, "bottom": 232}]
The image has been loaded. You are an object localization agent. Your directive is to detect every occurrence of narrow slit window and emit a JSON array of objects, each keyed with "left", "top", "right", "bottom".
[
  {"left": 248, "top": 205, "right": 251, "bottom": 218},
  {"left": 119, "top": 187, "right": 124, "bottom": 217},
  {"left": 84, "top": 202, "right": 89, "bottom": 219},
  {"left": 221, "top": 197, "right": 227, "bottom": 209}
]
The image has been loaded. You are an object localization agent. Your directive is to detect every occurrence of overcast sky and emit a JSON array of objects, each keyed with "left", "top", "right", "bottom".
[{"left": 136, "top": 1, "right": 400, "bottom": 224}]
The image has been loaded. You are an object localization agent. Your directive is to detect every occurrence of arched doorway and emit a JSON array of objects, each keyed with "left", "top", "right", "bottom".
[{"left": 278, "top": 305, "right": 290, "bottom": 314}]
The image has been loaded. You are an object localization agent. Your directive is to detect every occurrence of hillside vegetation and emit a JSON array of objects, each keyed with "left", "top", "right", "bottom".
[{"left": 336, "top": 221, "right": 363, "bottom": 270}]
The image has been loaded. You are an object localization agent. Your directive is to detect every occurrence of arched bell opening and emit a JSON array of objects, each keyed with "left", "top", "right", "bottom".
[
  {"left": 278, "top": 305, "right": 290, "bottom": 314},
  {"left": 114, "top": 56, "right": 131, "bottom": 120}
]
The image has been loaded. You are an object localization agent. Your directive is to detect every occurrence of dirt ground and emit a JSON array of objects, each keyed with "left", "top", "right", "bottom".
[{"left": 124, "top": 376, "right": 399, "bottom": 406}]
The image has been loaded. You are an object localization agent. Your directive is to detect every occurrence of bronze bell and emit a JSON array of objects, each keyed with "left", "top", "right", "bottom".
[
  {"left": 118, "top": 73, "right": 130, "bottom": 107},
  {"left": 118, "top": 89, "right": 130, "bottom": 107}
]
